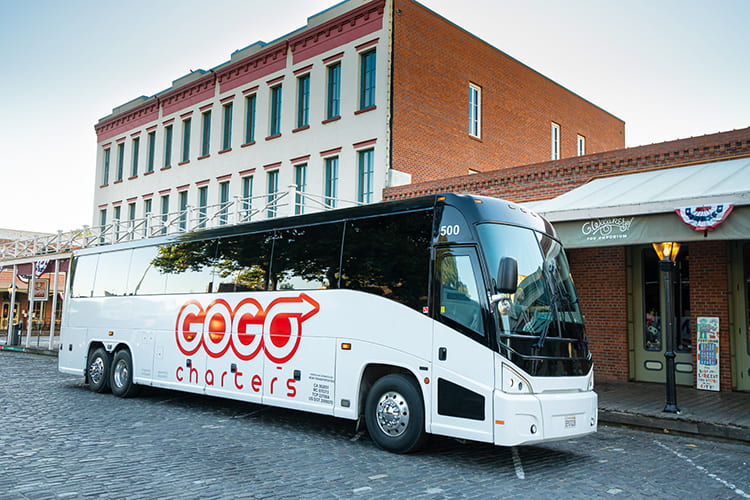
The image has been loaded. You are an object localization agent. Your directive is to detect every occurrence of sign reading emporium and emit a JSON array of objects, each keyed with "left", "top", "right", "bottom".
[{"left": 580, "top": 217, "right": 635, "bottom": 242}]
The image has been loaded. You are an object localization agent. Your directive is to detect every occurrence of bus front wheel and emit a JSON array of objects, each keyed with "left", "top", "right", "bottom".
[
  {"left": 365, "top": 374, "right": 426, "bottom": 454},
  {"left": 87, "top": 347, "right": 111, "bottom": 393},
  {"left": 110, "top": 349, "right": 140, "bottom": 398}
]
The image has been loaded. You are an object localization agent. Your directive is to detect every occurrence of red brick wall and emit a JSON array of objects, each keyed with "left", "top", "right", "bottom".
[
  {"left": 384, "top": 126, "right": 750, "bottom": 202},
  {"left": 390, "top": 0, "right": 625, "bottom": 183},
  {"left": 689, "top": 241, "right": 733, "bottom": 390},
  {"left": 568, "top": 247, "right": 629, "bottom": 382}
]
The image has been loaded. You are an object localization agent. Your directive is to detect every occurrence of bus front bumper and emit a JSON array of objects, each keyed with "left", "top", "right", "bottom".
[{"left": 493, "top": 389, "right": 598, "bottom": 446}]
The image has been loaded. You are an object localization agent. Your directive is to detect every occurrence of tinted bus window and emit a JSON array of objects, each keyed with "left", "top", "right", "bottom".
[
  {"left": 213, "top": 232, "right": 272, "bottom": 292},
  {"left": 151, "top": 239, "right": 218, "bottom": 294},
  {"left": 341, "top": 211, "right": 432, "bottom": 311},
  {"left": 270, "top": 223, "right": 344, "bottom": 290},
  {"left": 93, "top": 250, "right": 133, "bottom": 297},
  {"left": 71, "top": 255, "right": 99, "bottom": 298},
  {"left": 127, "top": 246, "right": 167, "bottom": 295}
]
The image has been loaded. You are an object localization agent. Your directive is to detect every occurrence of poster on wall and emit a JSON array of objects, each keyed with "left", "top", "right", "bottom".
[
  {"left": 32, "top": 278, "right": 49, "bottom": 302},
  {"left": 696, "top": 317, "right": 720, "bottom": 391}
]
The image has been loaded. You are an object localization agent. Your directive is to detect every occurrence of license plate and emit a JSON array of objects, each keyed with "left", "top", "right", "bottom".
[{"left": 564, "top": 415, "right": 577, "bottom": 428}]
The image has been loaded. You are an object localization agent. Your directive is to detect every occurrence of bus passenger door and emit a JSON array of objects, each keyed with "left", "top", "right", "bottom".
[{"left": 431, "top": 247, "right": 495, "bottom": 443}]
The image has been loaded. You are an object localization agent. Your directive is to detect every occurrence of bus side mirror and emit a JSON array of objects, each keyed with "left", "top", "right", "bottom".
[{"left": 495, "top": 257, "right": 518, "bottom": 294}]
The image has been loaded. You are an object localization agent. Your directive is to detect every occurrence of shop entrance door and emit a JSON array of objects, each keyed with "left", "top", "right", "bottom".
[
  {"left": 730, "top": 243, "right": 750, "bottom": 392},
  {"left": 2, "top": 301, "right": 19, "bottom": 331},
  {"left": 632, "top": 245, "right": 694, "bottom": 385}
]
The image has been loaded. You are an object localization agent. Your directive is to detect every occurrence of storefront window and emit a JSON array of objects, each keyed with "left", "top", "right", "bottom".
[{"left": 642, "top": 246, "right": 691, "bottom": 353}]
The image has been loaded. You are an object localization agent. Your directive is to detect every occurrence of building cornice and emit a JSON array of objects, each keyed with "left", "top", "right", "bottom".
[
  {"left": 216, "top": 42, "right": 289, "bottom": 94},
  {"left": 289, "top": 0, "right": 385, "bottom": 65}
]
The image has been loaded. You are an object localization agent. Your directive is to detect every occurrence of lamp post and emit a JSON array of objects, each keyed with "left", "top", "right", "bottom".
[{"left": 652, "top": 242, "right": 681, "bottom": 414}]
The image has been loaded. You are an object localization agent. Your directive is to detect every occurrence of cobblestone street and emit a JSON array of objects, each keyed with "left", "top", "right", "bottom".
[{"left": 1, "top": 352, "right": 748, "bottom": 499}]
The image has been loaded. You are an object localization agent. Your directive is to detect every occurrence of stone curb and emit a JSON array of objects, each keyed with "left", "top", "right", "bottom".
[{"left": 599, "top": 409, "right": 750, "bottom": 444}]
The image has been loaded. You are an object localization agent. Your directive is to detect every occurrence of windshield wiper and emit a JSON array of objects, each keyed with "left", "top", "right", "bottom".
[{"left": 535, "top": 264, "right": 563, "bottom": 349}]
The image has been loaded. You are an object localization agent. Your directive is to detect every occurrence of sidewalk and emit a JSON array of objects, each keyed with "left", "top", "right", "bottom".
[
  {"left": 597, "top": 381, "right": 750, "bottom": 444},
  {"left": 0, "top": 335, "right": 59, "bottom": 356}
]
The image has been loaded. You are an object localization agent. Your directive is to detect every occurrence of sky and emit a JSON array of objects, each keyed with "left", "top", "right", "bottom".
[{"left": 1, "top": 0, "right": 748, "bottom": 233}]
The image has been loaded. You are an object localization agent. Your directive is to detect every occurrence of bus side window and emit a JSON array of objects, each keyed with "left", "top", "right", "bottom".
[
  {"left": 438, "top": 252, "right": 485, "bottom": 337},
  {"left": 151, "top": 240, "right": 218, "bottom": 294},
  {"left": 270, "top": 223, "right": 344, "bottom": 290},
  {"left": 213, "top": 232, "right": 272, "bottom": 292},
  {"left": 92, "top": 250, "right": 133, "bottom": 297},
  {"left": 127, "top": 246, "right": 166, "bottom": 295},
  {"left": 340, "top": 211, "right": 431, "bottom": 311},
  {"left": 71, "top": 255, "right": 99, "bottom": 298}
]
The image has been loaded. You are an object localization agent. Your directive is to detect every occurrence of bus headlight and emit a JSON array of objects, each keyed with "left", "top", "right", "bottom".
[{"left": 502, "top": 364, "right": 533, "bottom": 394}]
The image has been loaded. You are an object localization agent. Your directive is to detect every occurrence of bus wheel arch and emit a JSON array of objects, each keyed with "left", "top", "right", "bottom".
[
  {"left": 360, "top": 366, "right": 426, "bottom": 454},
  {"left": 110, "top": 346, "right": 141, "bottom": 398},
  {"left": 86, "top": 343, "right": 111, "bottom": 393}
]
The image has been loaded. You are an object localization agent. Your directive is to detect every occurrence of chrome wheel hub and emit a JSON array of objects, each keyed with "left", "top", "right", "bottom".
[
  {"left": 376, "top": 391, "right": 410, "bottom": 437},
  {"left": 113, "top": 359, "right": 128, "bottom": 388},
  {"left": 89, "top": 357, "right": 105, "bottom": 385}
]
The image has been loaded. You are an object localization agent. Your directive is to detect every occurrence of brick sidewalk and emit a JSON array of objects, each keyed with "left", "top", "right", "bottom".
[{"left": 597, "top": 381, "right": 750, "bottom": 443}]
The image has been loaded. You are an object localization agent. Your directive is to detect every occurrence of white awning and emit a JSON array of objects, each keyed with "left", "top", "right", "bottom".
[{"left": 531, "top": 157, "right": 750, "bottom": 222}]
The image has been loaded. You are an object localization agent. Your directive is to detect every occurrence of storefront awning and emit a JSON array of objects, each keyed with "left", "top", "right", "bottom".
[
  {"left": 529, "top": 157, "right": 750, "bottom": 248},
  {"left": 532, "top": 156, "right": 750, "bottom": 221}
]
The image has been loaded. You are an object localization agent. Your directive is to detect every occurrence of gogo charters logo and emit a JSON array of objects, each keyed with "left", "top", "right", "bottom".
[{"left": 175, "top": 293, "right": 320, "bottom": 364}]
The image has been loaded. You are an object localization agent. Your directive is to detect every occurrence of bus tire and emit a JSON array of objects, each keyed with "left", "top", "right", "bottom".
[
  {"left": 87, "top": 347, "right": 111, "bottom": 393},
  {"left": 110, "top": 349, "right": 140, "bottom": 398},
  {"left": 365, "top": 374, "right": 426, "bottom": 454}
]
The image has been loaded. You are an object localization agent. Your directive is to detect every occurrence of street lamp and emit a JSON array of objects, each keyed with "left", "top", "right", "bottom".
[{"left": 652, "top": 242, "right": 681, "bottom": 413}]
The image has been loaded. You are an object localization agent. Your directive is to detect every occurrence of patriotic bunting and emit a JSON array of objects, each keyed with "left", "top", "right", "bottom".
[{"left": 675, "top": 203, "right": 734, "bottom": 231}]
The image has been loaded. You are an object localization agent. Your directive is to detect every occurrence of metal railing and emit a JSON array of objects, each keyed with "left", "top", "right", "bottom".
[{"left": 0, "top": 187, "right": 363, "bottom": 260}]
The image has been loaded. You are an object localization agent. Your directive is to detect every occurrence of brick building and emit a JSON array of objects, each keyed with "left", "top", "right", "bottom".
[
  {"left": 385, "top": 126, "right": 750, "bottom": 393},
  {"left": 92, "top": 0, "right": 622, "bottom": 234}
]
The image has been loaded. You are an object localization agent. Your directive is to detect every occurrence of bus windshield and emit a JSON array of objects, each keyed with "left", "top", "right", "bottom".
[{"left": 476, "top": 223, "right": 592, "bottom": 377}]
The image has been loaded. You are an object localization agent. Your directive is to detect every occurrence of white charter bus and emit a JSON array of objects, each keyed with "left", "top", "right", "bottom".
[{"left": 59, "top": 194, "right": 596, "bottom": 453}]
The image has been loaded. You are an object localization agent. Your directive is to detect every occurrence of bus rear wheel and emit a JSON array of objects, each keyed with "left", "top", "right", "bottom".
[
  {"left": 365, "top": 374, "right": 426, "bottom": 454},
  {"left": 110, "top": 349, "right": 140, "bottom": 398},
  {"left": 87, "top": 347, "right": 111, "bottom": 393}
]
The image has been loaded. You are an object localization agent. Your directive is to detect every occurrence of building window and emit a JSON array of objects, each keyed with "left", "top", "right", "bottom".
[
  {"left": 242, "top": 175, "right": 253, "bottom": 221},
  {"left": 178, "top": 190, "right": 188, "bottom": 231},
  {"left": 146, "top": 131, "right": 155, "bottom": 173},
  {"left": 164, "top": 125, "right": 173, "bottom": 167},
  {"left": 327, "top": 63, "right": 341, "bottom": 120},
  {"left": 131, "top": 137, "right": 140, "bottom": 177},
  {"left": 270, "top": 85, "right": 282, "bottom": 137},
  {"left": 551, "top": 122, "right": 561, "bottom": 160},
  {"left": 244, "top": 94, "right": 256, "bottom": 144},
  {"left": 160, "top": 194, "right": 169, "bottom": 235},
  {"left": 116, "top": 143, "right": 124, "bottom": 182},
  {"left": 201, "top": 110, "right": 211, "bottom": 157},
  {"left": 359, "top": 50, "right": 376, "bottom": 110},
  {"left": 181, "top": 118, "right": 191, "bottom": 163},
  {"left": 197, "top": 186, "right": 208, "bottom": 229},
  {"left": 99, "top": 208, "right": 107, "bottom": 228},
  {"left": 219, "top": 181, "right": 230, "bottom": 225},
  {"left": 357, "top": 148, "right": 374, "bottom": 204},
  {"left": 267, "top": 170, "right": 279, "bottom": 218},
  {"left": 127, "top": 202, "right": 136, "bottom": 239},
  {"left": 469, "top": 83, "right": 481, "bottom": 138},
  {"left": 198, "top": 186, "right": 208, "bottom": 229},
  {"left": 143, "top": 198, "right": 152, "bottom": 237},
  {"left": 222, "top": 102, "right": 233, "bottom": 151},
  {"left": 294, "top": 163, "right": 307, "bottom": 215},
  {"left": 296, "top": 74, "right": 310, "bottom": 129},
  {"left": 577, "top": 134, "right": 586, "bottom": 156},
  {"left": 113, "top": 205, "right": 121, "bottom": 239},
  {"left": 324, "top": 157, "right": 338, "bottom": 208},
  {"left": 102, "top": 148, "right": 110, "bottom": 185}
]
